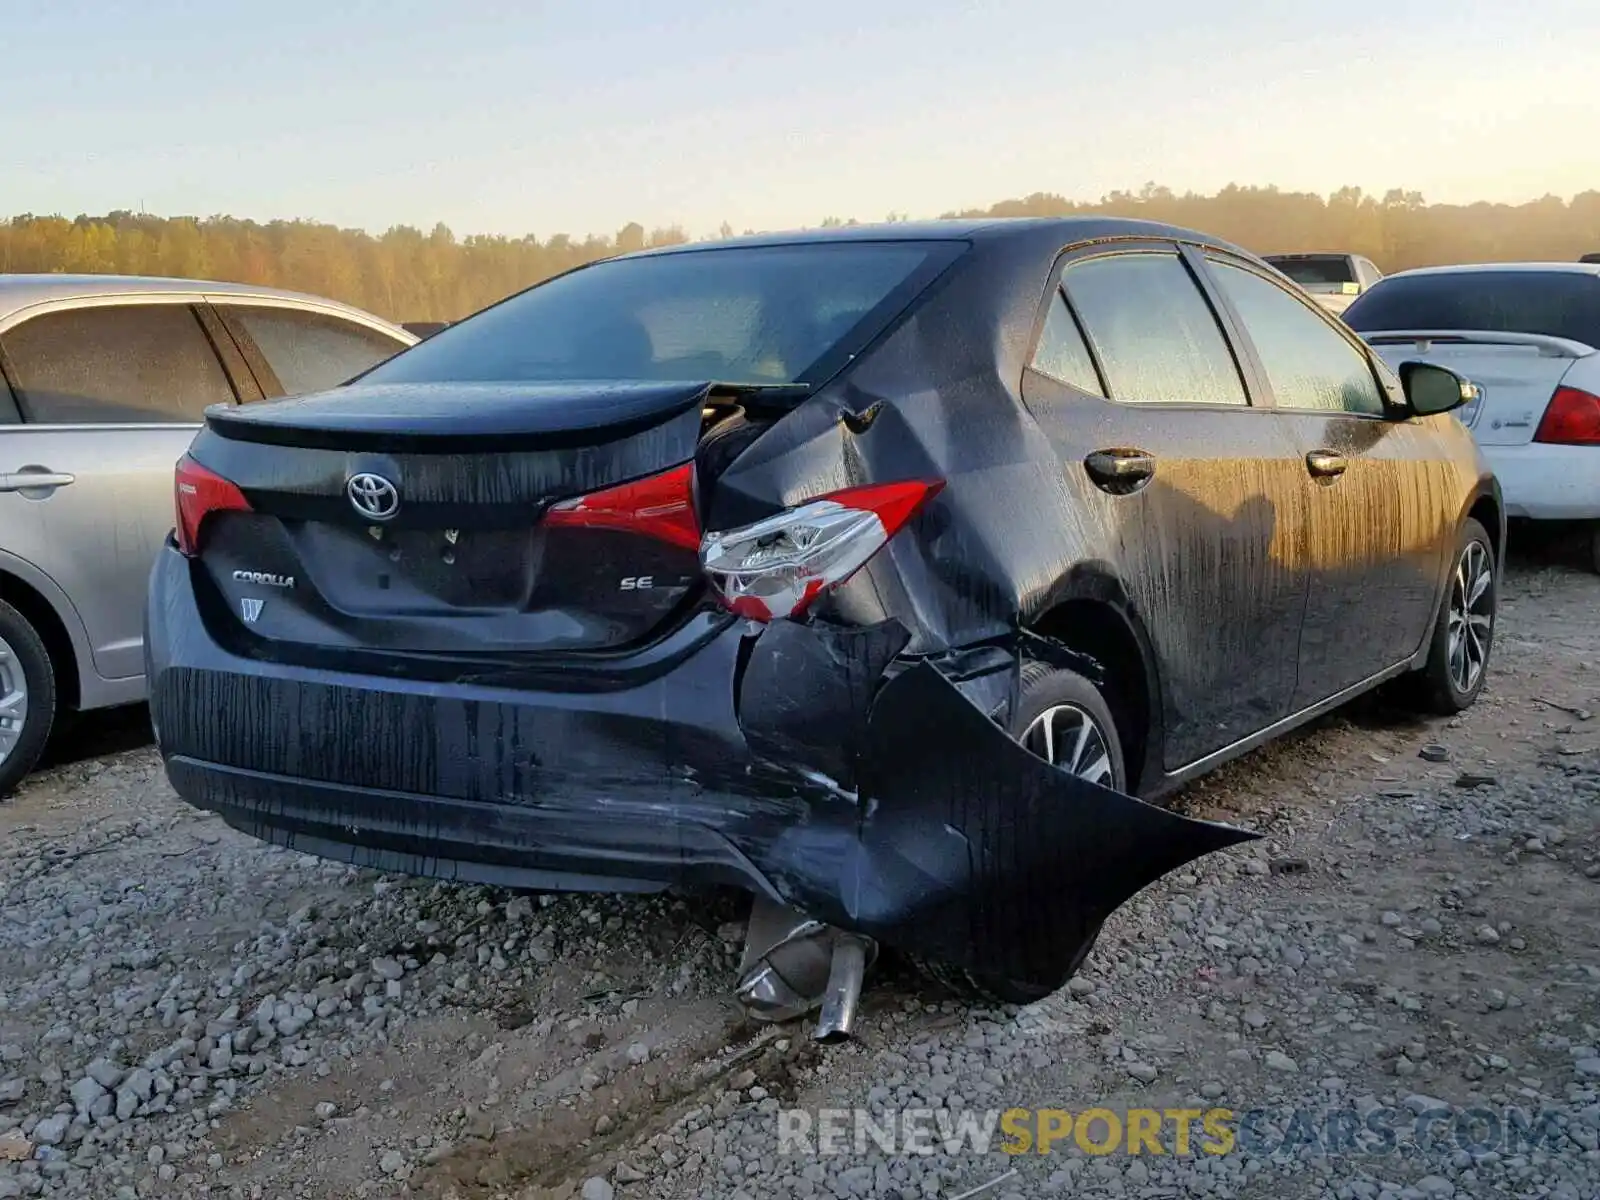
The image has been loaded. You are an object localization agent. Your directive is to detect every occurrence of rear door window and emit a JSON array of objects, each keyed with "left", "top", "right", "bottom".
[
  {"left": 1029, "top": 290, "right": 1104, "bottom": 396},
  {"left": 0, "top": 303, "right": 236, "bottom": 424},
  {"left": 1209, "top": 259, "right": 1386, "bottom": 416},
  {"left": 1343, "top": 270, "right": 1600, "bottom": 347},
  {"left": 1063, "top": 253, "right": 1248, "bottom": 406},
  {"left": 222, "top": 306, "right": 410, "bottom": 396}
]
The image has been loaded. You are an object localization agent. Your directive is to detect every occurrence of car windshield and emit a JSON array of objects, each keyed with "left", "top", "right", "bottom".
[
  {"left": 1266, "top": 256, "right": 1357, "bottom": 287},
  {"left": 1343, "top": 270, "right": 1600, "bottom": 347},
  {"left": 362, "top": 240, "right": 959, "bottom": 387}
]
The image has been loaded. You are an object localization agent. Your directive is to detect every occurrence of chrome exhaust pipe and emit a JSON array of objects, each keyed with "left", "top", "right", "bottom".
[
  {"left": 736, "top": 898, "right": 876, "bottom": 1039},
  {"left": 813, "top": 932, "right": 870, "bottom": 1044},
  {"left": 735, "top": 902, "right": 834, "bottom": 1024}
]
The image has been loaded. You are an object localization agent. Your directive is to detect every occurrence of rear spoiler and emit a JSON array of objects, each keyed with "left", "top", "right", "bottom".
[{"left": 1359, "top": 329, "right": 1597, "bottom": 358}]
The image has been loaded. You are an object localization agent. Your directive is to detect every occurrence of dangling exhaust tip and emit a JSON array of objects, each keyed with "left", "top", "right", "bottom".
[
  {"left": 813, "top": 932, "right": 870, "bottom": 1044},
  {"left": 735, "top": 898, "right": 876, "bottom": 1038},
  {"left": 735, "top": 960, "right": 813, "bottom": 1023},
  {"left": 735, "top": 902, "right": 834, "bottom": 1024}
]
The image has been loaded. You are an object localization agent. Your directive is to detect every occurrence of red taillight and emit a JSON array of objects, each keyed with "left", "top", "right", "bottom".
[
  {"left": 543, "top": 462, "right": 700, "bottom": 550},
  {"left": 699, "top": 479, "right": 944, "bottom": 622},
  {"left": 1534, "top": 386, "right": 1600, "bottom": 446},
  {"left": 174, "top": 455, "right": 251, "bottom": 556}
]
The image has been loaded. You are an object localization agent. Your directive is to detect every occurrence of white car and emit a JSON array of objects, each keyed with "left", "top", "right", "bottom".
[
  {"left": 1262, "top": 253, "right": 1384, "bottom": 316},
  {"left": 1344, "top": 262, "right": 1600, "bottom": 571}
]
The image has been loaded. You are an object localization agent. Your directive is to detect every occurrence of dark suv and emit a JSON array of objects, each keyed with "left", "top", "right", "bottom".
[{"left": 146, "top": 219, "right": 1499, "bottom": 1021}]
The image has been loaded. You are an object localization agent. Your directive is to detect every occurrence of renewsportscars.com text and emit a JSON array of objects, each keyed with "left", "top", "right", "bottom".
[{"left": 777, "top": 1104, "right": 1570, "bottom": 1160}]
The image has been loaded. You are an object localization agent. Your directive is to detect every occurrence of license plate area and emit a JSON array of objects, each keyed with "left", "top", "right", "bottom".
[{"left": 303, "top": 523, "right": 540, "bottom": 613}]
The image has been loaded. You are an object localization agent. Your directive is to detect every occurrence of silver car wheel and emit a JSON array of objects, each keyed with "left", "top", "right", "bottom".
[
  {"left": 1446, "top": 539, "right": 1494, "bottom": 695},
  {"left": 0, "top": 632, "right": 27, "bottom": 767},
  {"left": 1021, "top": 702, "right": 1116, "bottom": 787}
]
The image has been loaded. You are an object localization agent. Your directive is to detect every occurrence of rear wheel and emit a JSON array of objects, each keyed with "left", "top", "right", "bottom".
[
  {"left": 912, "top": 660, "right": 1125, "bottom": 1005},
  {"left": 1587, "top": 522, "right": 1600, "bottom": 576},
  {"left": 0, "top": 599, "right": 56, "bottom": 798},
  {"left": 1410, "top": 518, "right": 1496, "bottom": 715},
  {"left": 1014, "top": 662, "right": 1124, "bottom": 791}
]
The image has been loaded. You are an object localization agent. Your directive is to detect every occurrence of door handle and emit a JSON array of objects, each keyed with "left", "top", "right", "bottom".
[
  {"left": 1084, "top": 449, "right": 1155, "bottom": 493},
  {"left": 1305, "top": 450, "right": 1347, "bottom": 479},
  {"left": 0, "top": 466, "right": 77, "bottom": 494}
]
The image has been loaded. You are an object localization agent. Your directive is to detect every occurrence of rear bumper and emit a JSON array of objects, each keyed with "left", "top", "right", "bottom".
[
  {"left": 148, "top": 546, "right": 888, "bottom": 897},
  {"left": 1479, "top": 442, "right": 1600, "bottom": 520},
  {"left": 162, "top": 757, "right": 783, "bottom": 895},
  {"left": 148, "top": 546, "right": 1256, "bottom": 987}
]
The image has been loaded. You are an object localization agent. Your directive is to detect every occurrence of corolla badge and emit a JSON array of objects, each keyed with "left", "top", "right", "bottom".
[
  {"left": 347, "top": 472, "right": 400, "bottom": 520},
  {"left": 232, "top": 569, "right": 295, "bottom": 588}
]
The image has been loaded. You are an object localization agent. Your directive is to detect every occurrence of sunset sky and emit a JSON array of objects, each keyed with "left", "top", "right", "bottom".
[{"left": 4, "top": 0, "right": 1597, "bottom": 237}]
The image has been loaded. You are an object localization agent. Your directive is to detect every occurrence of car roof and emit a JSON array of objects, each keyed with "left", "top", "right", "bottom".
[
  {"left": 1380, "top": 262, "right": 1600, "bottom": 279},
  {"left": 1263, "top": 252, "right": 1358, "bottom": 259},
  {"left": 0, "top": 273, "right": 408, "bottom": 331},
  {"left": 628, "top": 216, "right": 1258, "bottom": 260}
]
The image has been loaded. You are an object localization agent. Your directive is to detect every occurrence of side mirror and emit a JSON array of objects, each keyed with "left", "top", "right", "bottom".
[{"left": 1397, "top": 360, "right": 1477, "bottom": 418}]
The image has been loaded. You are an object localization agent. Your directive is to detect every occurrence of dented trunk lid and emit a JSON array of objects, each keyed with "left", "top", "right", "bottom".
[{"left": 189, "top": 380, "right": 719, "bottom": 662}]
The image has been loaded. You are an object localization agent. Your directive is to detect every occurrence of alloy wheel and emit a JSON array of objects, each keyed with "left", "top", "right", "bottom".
[
  {"left": 1021, "top": 703, "right": 1116, "bottom": 787},
  {"left": 0, "top": 632, "right": 27, "bottom": 767},
  {"left": 1446, "top": 540, "right": 1494, "bottom": 695}
]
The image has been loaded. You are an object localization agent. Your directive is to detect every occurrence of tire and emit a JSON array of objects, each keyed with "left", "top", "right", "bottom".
[
  {"left": 0, "top": 598, "right": 56, "bottom": 798},
  {"left": 911, "top": 660, "right": 1126, "bottom": 1005},
  {"left": 1410, "top": 517, "right": 1496, "bottom": 715},
  {"left": 1587, "top": 521, "right": 1600, "bottom": 576}
]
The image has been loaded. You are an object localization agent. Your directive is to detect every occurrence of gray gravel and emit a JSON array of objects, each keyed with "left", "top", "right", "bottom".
[
  {"left": 0, "top": 759, "right": 746, "bottom": 1199},
  {"left": 1, "top": 562, "right": 1597, "bottom": 1200}
]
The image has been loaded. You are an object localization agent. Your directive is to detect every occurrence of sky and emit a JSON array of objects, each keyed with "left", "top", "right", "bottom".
[{"left": 3, "top": 0, "right": 1598, "bottom": 240}]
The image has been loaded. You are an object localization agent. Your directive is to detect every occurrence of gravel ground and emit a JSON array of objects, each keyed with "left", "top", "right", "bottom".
[{"left": 2, "top": 558, "right": 1597, "bottom": 1200}]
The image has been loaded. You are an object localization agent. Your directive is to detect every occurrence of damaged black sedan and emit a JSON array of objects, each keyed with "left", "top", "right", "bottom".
[{"left": 147, "top": 218, "right": 1500, "bottom": 1035}]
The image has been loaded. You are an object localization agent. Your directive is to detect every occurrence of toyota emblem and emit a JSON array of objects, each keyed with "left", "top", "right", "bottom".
[{"left": 347, "top": 472, "right": 400, "bottom": 520}]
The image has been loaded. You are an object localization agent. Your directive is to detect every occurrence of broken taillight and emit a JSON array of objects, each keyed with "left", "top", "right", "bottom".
[
  {"left": 1534, "top": 385, "right": 1600, "bottom": 446},
  {"left": 543, "top": 462, "right": 700, "bottom": 550},
  {"left": 174, "top": 455, "right": 251, "bottom": 557},
  {"left": 700, "top": 479, "right": 944, "bottom": 621}
]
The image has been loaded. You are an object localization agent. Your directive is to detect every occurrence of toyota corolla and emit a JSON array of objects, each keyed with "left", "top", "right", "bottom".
[{"left": 145, "top": 218, "right": 1500, "bottom": 1033}]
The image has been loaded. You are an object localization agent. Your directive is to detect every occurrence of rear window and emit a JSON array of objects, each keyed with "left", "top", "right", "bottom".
[
  {"left": 1343, "top": 271, "right": 1600, "bottom": 347},
  {"left": 225, "top": 305, "right": 408, "bottom": 396},
  {"left": 1265, "top": 256, "right": 1357, "bottom": 287},
  {"left": 363, "top": 241, "right": 963, "bottom": 387}
]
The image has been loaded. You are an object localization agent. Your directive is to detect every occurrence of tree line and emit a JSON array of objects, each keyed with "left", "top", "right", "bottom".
[{"left": 2, "top": 185, "right": 1597, "bottom": 323}]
